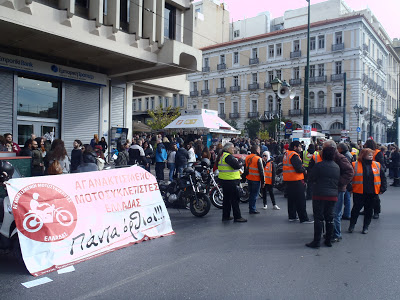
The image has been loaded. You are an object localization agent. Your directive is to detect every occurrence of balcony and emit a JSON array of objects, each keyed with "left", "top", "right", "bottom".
[
  {"left": 331, "top": 73, "right": 344, "bottom": 81},
  {"left": 330, "top": 107, "right": 344, "bottom": 113},
  {"left": 289, "top": 78, "right": 302, "bottom": 86},
  {"left": 289, "top": 109, "right": 302, "bottom": 116},
  {"left": 249, "top": 58, "right": 259, "bottom": 65},
  {"left": 377, "top": 59, "right": 383, "bottom": 69},
  {"left": 229, "top": 112, "right": 240, "bottom": 119},
  {"left": 230, "top": 86, "right": 241, "bottom": 93},
  {"left": 309, "top": 76, "right": 327, "bottom": 83},
  {"left": 217, "top": 63, "right": 227, "bottom": 71},
  {"left": 376, "top": 85, "right": 382, "bottom": 94},
  {"left": 190, "top": 90, "right": 199, "bottom": 97},
  {"left": 248, "top": 112, "right": 260, "bottom": 118},
  {"left": 332, "top": 43, "right": 344, "bottom": 51},
  {"left": 310, "top": 108, "right": 327, "bottom": 114},
  {"left": 290, "top": 50, "right": 301, "bottom": 58},
  {"left": 362, "top": 74, "right": 369, "bottom": 83},
  {"left": 218, "top": 113, "right": 226, "bottom": 119},
  {"left": 202, "top": 66, "right": 210, "bottom": 72},
  {"left": 363, "top": 43, "right": 369, "bottom": 53},
  {"left": 201, "top": 89, "right": 210, "bottom": 96},
  {"left": 248, "top": 83, "right": 259, "bottom": 91},
  {"left": 216, "top": 87, "right": 226, "bottom": 94},
  {"left": 264, "top": 82, "right": 271, "bottom": 89}
]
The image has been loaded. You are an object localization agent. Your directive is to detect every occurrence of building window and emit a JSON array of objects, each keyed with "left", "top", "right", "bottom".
[
  {"left": 204, "top": 57, "right": 209, "bottom": 67},
  {"left": 310, "top": 36, "right": 316, "bottom": 50},
  {"left": 335, "top": 93, "right": 342, "bottom": 107},
  {"left": 145, "top": 97, "right": 149, "bottom": 110},
  {"left": 251, "top": 100, "right": 257, "bottom": 112},
  {"left": 220, "top": 78, "right": 225, "bottom": 88},
  {"left": 268, "top": 71, "right": 274, "bottom": 83},
  {"left": 311, "top": 122, "right": 322, "bottom": 132},
  {"left": 318, "top": 91, "right": 325, "bottom": 108},
  {"left": 193, "top": 82, "right": 198, "bottom": 91},
  {"left": 164, "top": 3, "right": 176, "bottom": 40},
  {"left": 233, "top": 102, "right": 238, "bottom": 113},
  {"left": 268, "top": 95, "right": 274, "bottom": 112},
  {"left": 294, "top": 40, "right": 300, "bottom": 51},
  {"left": 138, "top": 98, "right": 142, "bottom": 111},
  {"left": 318, "top": 35, "right": 325, "bottom": 49},
  {"left": 361, "top": 93, "right": 365, "bottom": 107},
  {"left": 165, "top": 97, "right": 169, "bottom": 108},
  {"left": 204, "top": 80, "right": 209, "bottom": 90},
  {"left": 151, "top": 97, "right": 155, "bottom": 110},
  {"left": 220, "top": 54, "right": 225, "bottom": 64},
  {"left": 233, "top": 76, "right": 239, "bottom": 87},
  {"left": 219, "top": 103, "right": 225, "bottom": 114},
  {"left": 204, "top": 103, "right": 208, "bottom": 109},
  {"left": 269, "top": 45, "right": 274, "bottom": 58},
  {"left": 310, "top": 65, "right": 315, "bottom": 78},
  {"left": 335, "top": 61, "right": 342, "bottom": 74},
  {"left": 318, "top": 64, "right": 325, "bottom": 76},
  {"left": 173, "top": 94, "right": 177, "bottom": 107},
  {"left": 133, "top": 99, "right": 137, "bottom": 111},
  {"left": 294, "top": 67, "right": 300, "bottom": 79},
  {"left": 119, "top": 0, "right": 129, "bottom": 32},
  {"left": 276, "top": 70, "right": 281, "bottom": 80},
  {"left": 309, "top": 92, "right": 315, "bottom": 108},
  {"left": 180, "top": 95, "right": 184, "bottom": 107},
  {"left": 233, "top": 52, "right": 239, "bottom": 64},
  {"left": 293, "top": 96, "right": 300, "bottom": 110},
  {"left": 335, "top": 32, "right": 342, "bottom": 44},
  {"left": 276, "top": 44, "right": 282, "bottom": 56},
  {"left": 252, "top": 48, "right": 258, "bottom": 58},
  {"left": 159, "top": 96, "right": 163, "bottom": 108},
  {"left": 252, "top": 73, "right": 257, "bottom": 83},
  {"left": 234, "top": 30, "right": 240, "bottom": 38}
]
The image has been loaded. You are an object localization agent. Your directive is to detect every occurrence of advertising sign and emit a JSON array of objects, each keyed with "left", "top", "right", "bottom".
[
  {"left": 6, "top": 167, "right": 174, "bottom": 276},
  {"left": 303, "top": 125, "right": 312, "bottom": 138}
]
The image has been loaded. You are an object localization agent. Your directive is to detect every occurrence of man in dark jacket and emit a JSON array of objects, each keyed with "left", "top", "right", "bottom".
[
  {"left": 175, "top": 143, "right": 189, "bottom": 177},
  {"left": 20, "top": 139, "right": 33, "bottom": 157},
  {"left": 31, "top": 139, "right": 44, "bottom": 176}
]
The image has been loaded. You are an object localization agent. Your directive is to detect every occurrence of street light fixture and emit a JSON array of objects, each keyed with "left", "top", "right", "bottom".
[{"left": 270, "top": 77, "right": 291, "bottom": 143}]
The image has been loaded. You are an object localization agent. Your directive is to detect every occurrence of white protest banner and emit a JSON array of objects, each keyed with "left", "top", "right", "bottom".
[{"left": 6, "top": 166, "right": 174, "bottom": 276}]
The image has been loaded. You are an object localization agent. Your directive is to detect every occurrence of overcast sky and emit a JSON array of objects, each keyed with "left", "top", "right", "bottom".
[{"left": 222, "top": 0, "right": 400, "bottom": 40}]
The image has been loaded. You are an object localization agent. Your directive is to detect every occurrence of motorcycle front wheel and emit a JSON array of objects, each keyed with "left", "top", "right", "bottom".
[
  {"left": 210, "top": 186, "right": 223, "bottom": 209},
  {"left": 190, "top": 194, "right": 211, "bottom": 217},
  {"left": 239, "top": 186, "right": 249, "bottom": 203}
]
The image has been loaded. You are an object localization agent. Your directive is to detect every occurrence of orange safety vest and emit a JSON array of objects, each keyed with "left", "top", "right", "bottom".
[
  {"left": 313, "top": 152, "right": 323, "bottom": 164},
  {"left": 245, "top": 154, "right": 262, "bottom": 181},
  {"left": 372, "top": 149, "right": 380, "bottom": 161},
  {"left": 352, "top": 161, "right": 381, "bottom": 194},
  {"left": 264, "top": 161, "right": 273, "bottom": 185},
  {"left": 283, "top": 150, "right": 304, "bottom": 181}
]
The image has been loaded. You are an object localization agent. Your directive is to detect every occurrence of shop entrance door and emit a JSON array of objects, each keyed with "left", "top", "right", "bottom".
[{"left": 17, "top": 120, "right": 59, "bottom": 145}]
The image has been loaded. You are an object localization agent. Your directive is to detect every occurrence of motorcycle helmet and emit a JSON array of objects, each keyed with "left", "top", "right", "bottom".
[
  {"left": 0, "top": 161, "right": 14, "bottom": 183},
  {"left": 200, "top": 158, "right": 210, "bottom": 168},
  {"left": 183, "top": 167, "right": 194, "bottom": 174}
]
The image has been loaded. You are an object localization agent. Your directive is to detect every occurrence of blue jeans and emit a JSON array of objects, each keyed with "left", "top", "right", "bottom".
[
  {"left": 248, "top": 180, "right": 261, "bottom": 212},
  {"left": 333, "top": 191, "right": 345, "bottom": 238},
  {"left": 343, "top": 190, "right": 351, "bottom": 218},
  {"left": 168, "top": 163, "right": 175, "bottom": 182},
  {"left": 177, "top": 165, "right": 185, "bottom": 178}
]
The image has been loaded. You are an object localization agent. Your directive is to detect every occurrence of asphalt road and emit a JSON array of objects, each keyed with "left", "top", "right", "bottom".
[{"left": 1, "top": 185, "right": 400, "bottom": 300}]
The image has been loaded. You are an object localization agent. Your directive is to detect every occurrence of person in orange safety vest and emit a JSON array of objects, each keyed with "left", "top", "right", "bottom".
[
  {"left": 261, "top": 151, "right": 280, "bottom": 210},
  {"left": 245, "top": 145, "right": 264, "bottom": 214}
]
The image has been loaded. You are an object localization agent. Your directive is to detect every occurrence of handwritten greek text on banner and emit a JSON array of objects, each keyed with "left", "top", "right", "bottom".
[{"left": 6, "top": 166, "right": 174, "bottom": 276}]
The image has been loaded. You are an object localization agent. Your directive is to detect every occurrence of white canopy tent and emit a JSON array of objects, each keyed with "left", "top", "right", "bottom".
[{"left": 164, "top": 109, "right": 240, "bottom": 135}]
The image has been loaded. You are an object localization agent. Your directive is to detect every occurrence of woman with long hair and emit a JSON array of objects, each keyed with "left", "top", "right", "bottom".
[
  {"left": 348, "top": 148, "right": 387, "bottom": 234},
  {"left": 47, "top": 139, "right": 70, "bottom": 174}
]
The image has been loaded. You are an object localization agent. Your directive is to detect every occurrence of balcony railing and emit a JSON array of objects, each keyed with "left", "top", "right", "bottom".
[
  {"left": 289, "top": 109, "right": 302, "bottom": 116},
  {"left": 248, "top": 83, "right": 259, "bottom": 91},
  {"left": 264, "top": 82, "right": 271, "bottom": 89},
  {"left": 201, "top": 89, "right": 209, "bottom": 96},
  {"left": 330, "top": 106, "right": 344, "bottom": 113},
  {"left": 362, "top": 74, "right": 369, "bottom": 83},
  {"left": 377, "top": 59, "right": 383, "bottom": 68},
  {"left": 310, "top": 107, "right": 327, "bottom": 114},
  {"left": 309, "top": 76, "right": 327, "bottom": 83},
  {"left": 289, "top": 78, "right": 302, "bottom": 86},
  {"left": 229, "top": 112, "right": 240, "bottom": 119},
  {"left": 290, "top": 50, "right": 301, "bottom": 58},
  {"left": 230, "top": 86, "right": 241, "bottom": 93},
  {"left": 216, "top": 87, "right": 226, "bottom": 94},
  {"left": 331, "top": 73, "right": 344, "bottom": 81},
  {"left": 248, "top": 112, "right": 260, "bottom": 118},
  {"left": 363, "top": 43, "right": 369, "bottom": 53},
  {"left": 190, "top": 90, "right": 199, "bottom": 97},
  {"left": 332, "top": 43, "right": 344, "bottom": 51},
  {"left": 376, "top": 85, "right": 382, "bottom": 94},
  {"left": 249, "top": 58, "right": 259, "bottom": 65},
  {"left": 218, "top": 113, "right": 226, "bottom": 119},
  {"left": 202, "top": 66, "right": 210, "bottom": 72},
  {"left": 217, "top": 63, "right": 226, "bottom": 71}
]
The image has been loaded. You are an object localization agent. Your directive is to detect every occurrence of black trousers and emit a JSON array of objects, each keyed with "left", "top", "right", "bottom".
[
  {"left": 312, "top": 200, "right": 335, "bottom": 242},
  {"left": 286, "top": 180, "right": 309, "bottom": 222},
  {"left": 262, "top": 184, "right": 276, "bottom": 206},
  {"left": 373, "top": 195, "right": 381, "bottom": 214},
  {"left": 351, "top": 193, "right": 376, "bottom": 229},
  {"left": 220, "top": 179, "right": 242, "bottom": 220},
  {"left": 155, "top": 162, "right": 165, "bottom": 181}
]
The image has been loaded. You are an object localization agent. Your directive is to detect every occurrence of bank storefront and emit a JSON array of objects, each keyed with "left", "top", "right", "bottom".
[{"left": 0, "top": 52, "right": 109, "bottom": 151}]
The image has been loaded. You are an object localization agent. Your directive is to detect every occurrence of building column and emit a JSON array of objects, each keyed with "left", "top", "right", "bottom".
[{"left": 126, "top": 84, "right": 133, "bottom": 142}]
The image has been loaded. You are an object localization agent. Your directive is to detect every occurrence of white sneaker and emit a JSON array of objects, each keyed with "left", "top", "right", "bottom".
[
  {"left": 273, "top": 205, "right": 280, "bottom": 210},
  {"left": 263, "top": 205, "right": 268, "bottom": 210}
]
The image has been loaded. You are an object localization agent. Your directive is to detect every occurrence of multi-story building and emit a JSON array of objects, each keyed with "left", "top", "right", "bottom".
[
  {"left": 0, "top": 0, "right": 201, "bottom": 150},
  {"left": 132, "top": 0, "right": 229, "bottom": 124},
  {"left": 187, "top": 4, "right": 400, "bottom": 143}
]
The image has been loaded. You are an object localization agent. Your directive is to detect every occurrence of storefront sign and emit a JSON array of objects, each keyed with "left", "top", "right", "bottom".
[
  {"left": 0, "top": 52, "right": 107, "bottom": 86},
  {"left": 6, "top": 166, "right": 174, "bottom": 276}
]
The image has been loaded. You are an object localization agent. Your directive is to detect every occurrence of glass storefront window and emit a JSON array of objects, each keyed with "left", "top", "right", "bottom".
[
  {"left": 17, "top": 77, "right": 60, "bottom": 119},
  {"left": 18, "top": 124, "right": 33, "bottom": 145}
]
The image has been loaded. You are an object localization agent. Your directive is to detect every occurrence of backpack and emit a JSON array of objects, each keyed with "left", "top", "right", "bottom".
[{"left": 48, "top": 160, "right": 63, "bottom": 175}]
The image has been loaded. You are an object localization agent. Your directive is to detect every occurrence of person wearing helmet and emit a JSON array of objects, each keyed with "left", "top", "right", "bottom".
[{"left": 0, "top": 160, "right": 15, "bottom": 185}]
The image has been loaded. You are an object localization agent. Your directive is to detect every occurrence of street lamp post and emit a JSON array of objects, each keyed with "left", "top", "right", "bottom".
[
  {"left": 353, "top": 104, "right": 363, "bottom": 142},
  {"left": 303, "top": 0, "right": 311, "bottom": 126},
  {"left": 271, "top": 77, "right": 283, "bottom": 142}
]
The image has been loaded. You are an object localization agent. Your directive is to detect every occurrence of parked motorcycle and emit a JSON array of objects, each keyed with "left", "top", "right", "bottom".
[
  {"left": 0, "top": 161, "right": 23, "bottom": 263},
  {"left": 159, "top": 167, "right": 211, "bottom": 217}
]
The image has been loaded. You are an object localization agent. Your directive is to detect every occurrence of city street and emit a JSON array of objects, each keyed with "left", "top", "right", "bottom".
[{"left": 1, "top": 183, "right": 400, "bottom": 299}]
